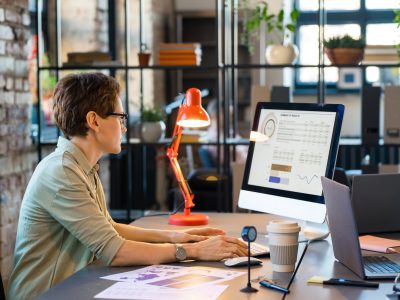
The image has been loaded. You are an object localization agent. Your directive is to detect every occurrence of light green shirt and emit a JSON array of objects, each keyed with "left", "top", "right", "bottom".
[{"left": 7, "top": 137, "right": 125, "bottom": 300}]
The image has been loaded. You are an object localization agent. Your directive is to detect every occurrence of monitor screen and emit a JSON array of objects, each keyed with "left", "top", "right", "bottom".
[{"left": 239, "top": 102, "right": 344, "bottom": 223}]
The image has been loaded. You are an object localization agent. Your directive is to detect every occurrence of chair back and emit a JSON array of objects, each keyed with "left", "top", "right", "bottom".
[
  {"left": 333, "top": 167, "right": 350, "bottom": 187},
  {"left": 198, "top": 147, "right": 215, "bottom": 168}
]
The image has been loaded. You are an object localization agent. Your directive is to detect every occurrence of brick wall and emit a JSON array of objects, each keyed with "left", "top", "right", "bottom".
[{"left": 0, "top": 0, "right": 36, "bottom": 287}]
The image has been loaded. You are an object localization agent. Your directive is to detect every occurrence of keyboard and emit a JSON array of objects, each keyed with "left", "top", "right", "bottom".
[
  {"left": 250, "top": 242, "right": 270, "bottom": 257},
  {"left": 239, "top": 239, "right": 270, "bottom": 257},
  {"left": 363, "top": 256, "right": 400, "bottom": 274}
]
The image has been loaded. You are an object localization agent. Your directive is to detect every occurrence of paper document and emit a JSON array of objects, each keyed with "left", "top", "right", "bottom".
[
  {"left": 101, "top": 264, "right": 244, "bottom": 289},
  {"left": 96, "top": 265, "right": 243, "bottom": 300},
  {"left": 94, "top": 281, "right": 227, "bottom": 300},
  {"left": 359, "top": 235, "right": 400, "bottom": 253}
]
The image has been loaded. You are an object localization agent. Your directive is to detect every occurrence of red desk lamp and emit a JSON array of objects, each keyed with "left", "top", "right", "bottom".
[{"left": 167, "top": 88, "right": 210, "bottom": 226}]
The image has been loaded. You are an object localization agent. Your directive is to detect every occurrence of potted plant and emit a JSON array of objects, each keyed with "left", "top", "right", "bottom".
[
  {"left": 241, "top": 1, "right": 299, "bottom": 64},
  {"left": 138, "top": 43, "right": 151, "bottom": 66},
  {"left": 140, "top": 106, "right": 166, "bottom": 143},
  {"left": 323, "top": 35, "right": 366, "bottom": 65}
]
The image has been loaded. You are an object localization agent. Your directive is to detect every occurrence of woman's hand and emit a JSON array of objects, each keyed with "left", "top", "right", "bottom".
[
  {"left": 170, "top": 227, "right": 225, "bottom": 243},
  {"left": 186, "top": 236, "right": 248, "bottom": 261},
  {"left": 184, "top": 227, "right": 225, "bottom": 237}
]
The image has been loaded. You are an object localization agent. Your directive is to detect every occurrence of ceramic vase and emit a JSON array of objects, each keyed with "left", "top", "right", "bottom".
[
  {"left": 140, "top": 121, "right": 165, "bottom": 143},
  {"left": 265, "top": 44, "right": 299, "bottom": 65}
]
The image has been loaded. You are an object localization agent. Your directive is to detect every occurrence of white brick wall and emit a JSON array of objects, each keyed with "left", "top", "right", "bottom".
[
  {"left": 0, "top": 40, "right": 5, "bottom": 55},
  {"left": 0, "top": 56, "right": 14, "bottom": 73},
  {"left": 0, "top": 0, "right": 36, "bottom": 288},
  {"left": 0, "top": 9, "right": 5, "bottom": 22},
  {"left": 5, "top": 9, "right": 21, "bottom": 24},
  {"left": 22, "top": 13, "right": 30, "bottom": 26},
  {"left": 15, "top": 59, "right": 28, "bottom": 76},
  {"left": 0, "top": 90, "right": 15, "bottom": 104},
  {"left": 0, "top": 124, "right": 7, "bottom": 136},
  {"left": 0, "top": 0, "right": 114, "bottom": 288},
  {"left": 0, "top": 75, "right": 5, "bottom": 88},
  {"left": 6, "top": 77, "right": 13, "bottom": 90},
  {"left": 15, "top": 92, "right": 30, "bottom": 105},
  {"left": 0, "top": 24, "right": 14, "bottom": 40},
  {"left": 0, "top": 108, "right": 5, "bottom": 122},
  {"left": 15, "top": 78, "right": 23, "bottom": 90}
]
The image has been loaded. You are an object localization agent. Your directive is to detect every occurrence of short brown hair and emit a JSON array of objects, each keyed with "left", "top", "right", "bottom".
[{"left": 53, "top": 72, "right": 120, "bottom": 138}]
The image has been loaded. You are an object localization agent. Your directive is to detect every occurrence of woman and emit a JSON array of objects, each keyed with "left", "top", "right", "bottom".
[{"left": 7, "top": 73, "right": 247, "bottom": 300}]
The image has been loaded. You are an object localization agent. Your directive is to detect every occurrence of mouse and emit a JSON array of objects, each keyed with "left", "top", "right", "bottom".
[{"left": 224, "top": 256, "right": 262, "bottom": 267}]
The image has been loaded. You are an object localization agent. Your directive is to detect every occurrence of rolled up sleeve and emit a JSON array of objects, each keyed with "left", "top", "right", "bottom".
[{"left": 49, "top": 161, "right": 125, "bottom": 265}]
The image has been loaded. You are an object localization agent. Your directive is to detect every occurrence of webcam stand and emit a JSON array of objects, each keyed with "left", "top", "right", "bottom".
[{"left": 240, "top": 240, "right": 258, "bottom": 293}]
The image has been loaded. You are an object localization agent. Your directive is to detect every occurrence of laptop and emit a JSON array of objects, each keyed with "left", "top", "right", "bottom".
[
  {"left": 321, "top": 176, "right": 400, "bottom": 279},
  {"left": 352, "top": 173, "right": 400, "bottom": 234}
]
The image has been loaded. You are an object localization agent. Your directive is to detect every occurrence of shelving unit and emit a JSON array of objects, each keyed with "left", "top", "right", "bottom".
[
  {"left": 34, "top": 0, "right": 400, "bottom": 220},
  {"left": 33, "top": 0, "right": 234, "bottom": 220}
]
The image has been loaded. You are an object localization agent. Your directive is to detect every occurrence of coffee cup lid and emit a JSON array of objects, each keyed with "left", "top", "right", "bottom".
[{"left": 267, "top": 220, "right": 301, "bottom": 234}]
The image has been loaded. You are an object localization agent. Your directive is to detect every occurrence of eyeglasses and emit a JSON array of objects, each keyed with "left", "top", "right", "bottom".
[{"left": 106, "top": 112, "right": 128, "bottom": 127}]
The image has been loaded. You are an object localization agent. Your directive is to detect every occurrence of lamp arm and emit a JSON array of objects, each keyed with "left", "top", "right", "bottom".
[{"left": 167, "top": 123, "right": 195, "bottom": 213}]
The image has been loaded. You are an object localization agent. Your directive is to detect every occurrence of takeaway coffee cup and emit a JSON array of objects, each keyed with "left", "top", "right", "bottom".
[{"left": 267, "top": 220, "right": 301, "bottom": 272}]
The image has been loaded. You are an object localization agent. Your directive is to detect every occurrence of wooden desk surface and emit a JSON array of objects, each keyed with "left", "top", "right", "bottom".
[{"left": 37, "top": 213, "right": 396, "bottom": 300}]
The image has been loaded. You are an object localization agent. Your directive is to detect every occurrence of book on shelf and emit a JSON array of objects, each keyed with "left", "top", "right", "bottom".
[
  {"left": 159, "top": 54, "right": 201, "bottom": 66},
  {"left": 66, "top": 51, "right": 112, "bottom": 64},
  {"left": 364, "top": 54, "right": 398, "bottom": 60},
  {"left": 180, "top": 129, "right": 208, "bottom": 143},
  {"left": 364, "top": 45, "right": 397, "bottom": 55},
  {"left": 159, "top": 57, "right": 200, "bottom": 64},
  {"left": 159, "top": 43, "right": 201, "bottom": 50},
  {"left": 158, "top": 59, "right": 200, "bottom": 66},
  {"left": 158, "top": 43, "right": 202, "bottom": 66},
  {"left": 363, "top": 46, "right": 399, "bottom": 63},
  {"left": 159, "top": 53, "right": 199, "bottom": 59},
  {"left": 363, "top": 61, "right": 399, "bottom": 65},
  {"left": 363, "top": 59, "right": 399, "bottom": 65},
  {"left": 62, "top": 60, "right": 121, "bottom": 67},
  {"left": 159, "top": 49, "right": 202, "bottom": 55}
]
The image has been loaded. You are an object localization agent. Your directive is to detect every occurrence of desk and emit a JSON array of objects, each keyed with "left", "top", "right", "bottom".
[{"left": 38, "top": 213, "right": 396, "bottom": 300}]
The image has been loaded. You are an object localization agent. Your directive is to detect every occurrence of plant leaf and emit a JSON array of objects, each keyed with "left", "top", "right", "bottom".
[
  {"left": 290, "top": 9, "right": 299, "bottom": 22},
  {"left": 286, "top": 24, "right": 295, "bottom": 32},
  {"left": 278, "top": 10, "right": 284, "bottom": 23}
]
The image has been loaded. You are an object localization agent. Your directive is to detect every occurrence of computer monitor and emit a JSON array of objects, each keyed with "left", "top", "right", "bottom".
[{"left": 239, "top": 102, "right": 344, "bottom": 226}]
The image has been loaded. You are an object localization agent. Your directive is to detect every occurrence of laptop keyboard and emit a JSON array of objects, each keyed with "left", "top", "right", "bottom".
[{"left": 363, "top": 256, "right": 400, "bottom": 274}]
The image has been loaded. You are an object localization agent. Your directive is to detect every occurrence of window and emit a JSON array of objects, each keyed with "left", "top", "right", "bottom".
[
  {"left": 365, "top": 1, "right": 398, "bottom": 10},
  {"left": 298, "top": 24, "right": 360, "bottom": 84},
  {"left": 296, "top": 0, "right": 399, "bottom": 91},
  {"left": 299, "top": 0, "right": 360, "bottom": 11}
]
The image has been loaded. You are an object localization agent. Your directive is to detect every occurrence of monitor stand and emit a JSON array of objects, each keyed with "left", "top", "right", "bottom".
[{"left": 298, "top": 220, "right": 330, "bottom": 242}]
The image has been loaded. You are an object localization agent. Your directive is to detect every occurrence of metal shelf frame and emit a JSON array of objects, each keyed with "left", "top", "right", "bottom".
[{"left": 34, "top": 0, "right": 400, "bottom": 220}]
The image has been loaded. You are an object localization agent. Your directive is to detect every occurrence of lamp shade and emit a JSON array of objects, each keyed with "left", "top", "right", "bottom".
[{"left": 176, "top": 88, "right": 210, "bottom": 128}]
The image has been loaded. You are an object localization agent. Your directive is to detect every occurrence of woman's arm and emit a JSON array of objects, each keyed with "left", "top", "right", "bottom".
[
  {"left": 110, "top": 235, "right": 248, "bottom": 266},
  {"left": 113, "top": 222, "right": 225, "bottom": 243}
]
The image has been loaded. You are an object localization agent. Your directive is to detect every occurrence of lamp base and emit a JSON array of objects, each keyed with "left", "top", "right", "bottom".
[
  {"left": 168, "top": 213, "right": 209, "bottom": 226},
  {"left": 240, "top": 285, "right": 258, "bottom": 293}
]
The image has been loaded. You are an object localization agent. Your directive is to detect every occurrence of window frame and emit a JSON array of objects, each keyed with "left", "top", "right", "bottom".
[{"left": 294, "top": 0, "right": 396, "bottom": 94}]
